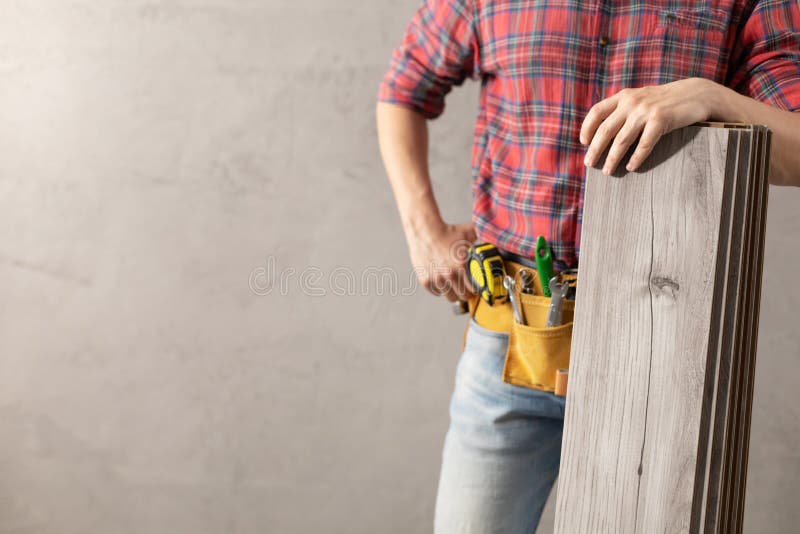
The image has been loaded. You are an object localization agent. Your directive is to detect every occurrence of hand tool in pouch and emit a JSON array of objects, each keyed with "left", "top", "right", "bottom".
[
  {"left": 546, "top": 276, "right": 569, "bottom": 327},
  {"left": 560, "top": 268, "right": 578, "bottom": 300},
  {"left": 467, "top": 243, "right": 508, "bottom": 305},
  {"left": 535, "top": 236, "right": 555, "bottom": 297},
  {"left": 504, "top": 275, "right": 526, "bottom": 325},
  {"left": 519, "top": 268, "right": 536, "bottom": 294},
  {"left": 452, "top": 300, "right": 469, "bottom": 315}
]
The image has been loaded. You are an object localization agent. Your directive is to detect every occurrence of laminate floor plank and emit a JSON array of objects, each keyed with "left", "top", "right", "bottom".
[
  {"left": 733, "top": 127, "right": 771, "bottom": 532},
  {"left": 720, "top": 127, "right": 758, "bottom": 533},
  {"left": 555, "top": 127, "right": 731, "bottom": 533},
  {"left": 702, "top": 127, "right": 754, "bottom": 533},
  {"left": 724, "top": 126, "right": 767, "bottom": 534},
  {"left": 725, "top": 127, "right": 759, "bottom": 534},
  {"left": 557, "top": 124, "right": 770, "bottom": 533},
  {"left": 554, "top": 147, "right": 655, "bottom": 534},
  {"left": 694, "top": 129, "right": 744, "bottom": 533},
  {"left": 556, "top": 123, "right": 771, "bottom": 534}
]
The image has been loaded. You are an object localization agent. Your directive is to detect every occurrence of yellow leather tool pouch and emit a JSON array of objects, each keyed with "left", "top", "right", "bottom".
[
  {"left": 501, "top": 291, "right": 574, "bottom": 394},
  {"left": 467, "top": 262, "right": 576, "bottom": 395}
]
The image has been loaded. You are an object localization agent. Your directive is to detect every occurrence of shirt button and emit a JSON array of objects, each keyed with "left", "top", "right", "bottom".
[{"left": 599, "top": 36, "right": 610, "bottom": 46}]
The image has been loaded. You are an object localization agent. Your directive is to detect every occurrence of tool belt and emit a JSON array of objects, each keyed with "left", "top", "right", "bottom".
[{"left": 464, "top": 255, "right": 577, "bottom": 397}]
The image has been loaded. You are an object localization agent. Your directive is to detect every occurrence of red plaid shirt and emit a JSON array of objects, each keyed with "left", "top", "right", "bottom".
[{"left": 379, "top": 0, "right": 800, "bottom": 267}]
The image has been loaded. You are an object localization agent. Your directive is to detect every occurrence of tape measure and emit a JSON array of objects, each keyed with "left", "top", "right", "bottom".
[{"left": 467, "top": 243, "right": 508, "bottom": 306}]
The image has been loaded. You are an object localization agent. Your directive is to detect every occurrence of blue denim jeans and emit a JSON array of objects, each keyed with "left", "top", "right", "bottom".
[{"left": 434, "top": 319, "right": 566, "bottom": 534}]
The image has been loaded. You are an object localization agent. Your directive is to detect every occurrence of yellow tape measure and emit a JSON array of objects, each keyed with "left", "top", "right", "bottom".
[{"left": 467, "top": 243, "right": 508, "bottom": 306}]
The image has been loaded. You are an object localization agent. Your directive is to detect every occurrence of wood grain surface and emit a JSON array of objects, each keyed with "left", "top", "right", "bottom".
[
  {"left": 556, "top": 124, "right": 772, "bottom": 533},
  {"left": 554, "top": 126, "right": 733, "bottom": 533}
]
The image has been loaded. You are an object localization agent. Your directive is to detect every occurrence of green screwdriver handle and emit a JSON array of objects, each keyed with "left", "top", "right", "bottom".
[{"left": 535, "top": 235, "right": 555, "bottom": 297}]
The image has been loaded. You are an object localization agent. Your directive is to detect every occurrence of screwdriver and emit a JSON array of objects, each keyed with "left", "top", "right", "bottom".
[{"left": 535, "top": 236, "right": 555, "bottom": 297}]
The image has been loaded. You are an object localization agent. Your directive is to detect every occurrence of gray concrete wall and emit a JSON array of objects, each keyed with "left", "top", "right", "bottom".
[{"left": 0, "top": 1, "right": 797, "bottom": 533}]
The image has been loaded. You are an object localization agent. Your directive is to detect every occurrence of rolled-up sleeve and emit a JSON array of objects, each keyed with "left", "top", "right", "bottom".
[
  {"left": 728, "top": 0, "right": 800, "bottom": 111},
  {"left": 378, "top": 0, "right": 480, "bottom": 119}
]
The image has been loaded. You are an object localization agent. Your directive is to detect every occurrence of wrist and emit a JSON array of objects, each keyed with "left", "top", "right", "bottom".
[
  {"left": 705, "top": 80, "right": 746, "bottom": 123},
  {"left": 401, "top": 205, "right": 445, "bottom": 239}
]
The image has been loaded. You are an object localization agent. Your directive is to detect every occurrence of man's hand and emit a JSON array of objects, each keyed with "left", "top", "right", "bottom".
[
  {"left": 580, "top": 78, "right": 720, "bottom": 175},
  {"left": 405, "top": 219, "right": 476, "bottom": 302}
]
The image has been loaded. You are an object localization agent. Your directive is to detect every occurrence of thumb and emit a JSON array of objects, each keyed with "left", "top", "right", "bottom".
[
  {"left": 455, "top": 222, "right": 477, "bottom": 242},
  {"left": 448, "top": 223, "right": 477, "bottom": 265}
]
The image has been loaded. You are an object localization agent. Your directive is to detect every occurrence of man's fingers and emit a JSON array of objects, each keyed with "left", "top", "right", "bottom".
[
  {"left": 441, "top": 282, "right": 461, "bottom": 302},
  {"left": 584, "top": 108, "right": 626, "bottom": 168},
  {"left": 423, "top": 268, "right": 473, "bottom": 302},
  {"left": 442, "top": 291, "right": 460, "bottom": 303},
  {"left": 602, "top": 113, "right": 646, "bottom": 175},
  {"left": 457, "top": 265, "right": 475, "bottom": 299},
  {"left": 626, "top": 118, "right": 666, "bottom": 172},
  {"left": 446, "top": 267, "right": 474, "bottom": 301},
  {"left": 580, "top": 96, "right": 619, "bottom": 145},
  {"left": 423, "top": 277, "right": 442, "bottom": 296}
]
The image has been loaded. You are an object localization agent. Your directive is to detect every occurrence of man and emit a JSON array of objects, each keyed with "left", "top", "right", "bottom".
[{"left": 376, "top": 0, "right": 800, "bottom": 531}]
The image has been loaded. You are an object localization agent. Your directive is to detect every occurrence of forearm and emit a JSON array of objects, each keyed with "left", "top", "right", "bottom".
[
  {"left": 376, "top": 101, "right": 444, "bottom": 235},
  {"left": 711, "top": 85, "right": 800, "bottom": 186},
  {"left": 376, "top": 101, "right": 476, "bottom": 300}
]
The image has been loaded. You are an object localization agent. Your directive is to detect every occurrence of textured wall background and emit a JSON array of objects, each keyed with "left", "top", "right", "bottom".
[{"left": 0, "top": 1, "right": 797, "bottom": 533}]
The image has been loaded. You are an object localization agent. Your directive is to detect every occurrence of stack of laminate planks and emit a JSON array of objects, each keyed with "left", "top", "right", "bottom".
[{"left": 554, "top": 123, "right": 771, "bottom": 534}]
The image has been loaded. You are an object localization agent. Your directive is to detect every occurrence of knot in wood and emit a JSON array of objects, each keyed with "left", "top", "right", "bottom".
[{"left": 650, "top": 276, "right": 680, "bottom": 299}]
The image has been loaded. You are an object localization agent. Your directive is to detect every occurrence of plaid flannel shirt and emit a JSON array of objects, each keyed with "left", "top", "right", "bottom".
[{"left": 378, "top": 0, "right": 800, "bottom": 267}]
